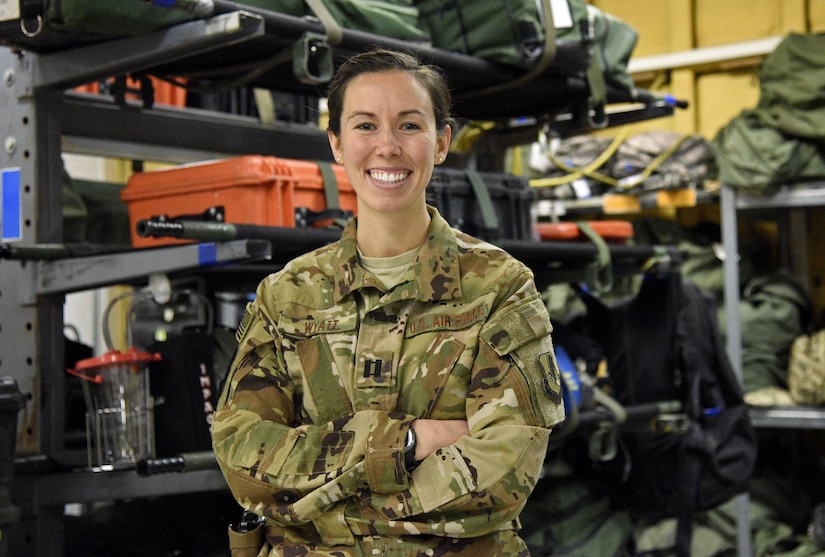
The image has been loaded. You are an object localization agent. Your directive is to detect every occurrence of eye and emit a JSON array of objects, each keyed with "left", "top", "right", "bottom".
[
  {"left": 400, "top": 122, "right": 422, "bottom": 131},
  {"left": 355, "top": 122, "right": 376, "bottom": 131}
]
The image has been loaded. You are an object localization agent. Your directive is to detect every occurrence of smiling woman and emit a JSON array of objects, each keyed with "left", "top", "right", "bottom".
[
  {"left": 326, "top": 57, "right": 452, "bottom": 257},
  {"left": 328, "top": 54, "right": 452, "bottom": 257},
  {"left": 212, "top": 48, "right": 566, "bottom": 557}
]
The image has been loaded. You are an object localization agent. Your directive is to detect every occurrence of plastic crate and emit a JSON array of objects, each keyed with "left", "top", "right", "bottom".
[{"left": 426, "top": 167, "right": 536, "bottom": 241}]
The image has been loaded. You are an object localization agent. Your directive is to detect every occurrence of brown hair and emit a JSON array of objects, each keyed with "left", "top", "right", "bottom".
[{"left": 325, "top": 49, "right": 454, "bottom": 137}]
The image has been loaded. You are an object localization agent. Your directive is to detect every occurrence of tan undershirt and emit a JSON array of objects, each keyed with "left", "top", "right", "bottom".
[{"left": 359, "top": 246, "right": 420, "bottom": 290}]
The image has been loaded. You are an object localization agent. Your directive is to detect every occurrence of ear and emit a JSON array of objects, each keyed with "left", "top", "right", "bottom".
[
  {"left": 328, "top": 129, "right": 343, "bottom": 163},
  {"left": 435, "top": 126, "right": 451, "bottom": 164}
]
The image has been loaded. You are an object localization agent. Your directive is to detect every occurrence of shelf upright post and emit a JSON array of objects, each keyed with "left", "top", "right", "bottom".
[
  {"left": 1, "top": 45, "right": 70, "bottom": 458},
  {"left": 720, "top": 184, "right": 754, "bottom": 557},
  {"left": 0, "top": 44, "right": 72, "bottom": 557}
]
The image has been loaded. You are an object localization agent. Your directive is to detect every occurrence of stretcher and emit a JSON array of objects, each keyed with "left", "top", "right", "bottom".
[{"left": 0, "top": 0, "right": 684, "bottom": 136}]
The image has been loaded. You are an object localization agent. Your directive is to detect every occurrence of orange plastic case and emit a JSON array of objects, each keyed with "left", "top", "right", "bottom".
[
  {"left": 535, "top": 221, "right": 634, "bottom": 243},
  {"left": 121, "top": 156, "right": 356, "bottom": 248}
]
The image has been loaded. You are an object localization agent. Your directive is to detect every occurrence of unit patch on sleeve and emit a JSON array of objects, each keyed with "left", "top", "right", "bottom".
[{"left": 538, "top": 351, "right": 562, "bottom": 404}]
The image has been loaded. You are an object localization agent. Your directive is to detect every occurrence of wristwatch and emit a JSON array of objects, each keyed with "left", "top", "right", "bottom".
[{"left": 404, "top": 426, "right": 419, "bottom": 472}]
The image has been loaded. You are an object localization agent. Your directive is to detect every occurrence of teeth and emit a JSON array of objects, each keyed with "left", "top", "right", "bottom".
[{"left": 370, "top": 170, "right": 409, "bottom": 184}]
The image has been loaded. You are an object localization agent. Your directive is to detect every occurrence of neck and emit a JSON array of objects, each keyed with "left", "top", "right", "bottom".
[{"left": 356, "top": 205, "right": 431, "bottom": 258}]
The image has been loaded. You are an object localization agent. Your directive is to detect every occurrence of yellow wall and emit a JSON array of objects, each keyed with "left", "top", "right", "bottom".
[{"left": 591, "top": 0, "right": 821, "bottom": 138}]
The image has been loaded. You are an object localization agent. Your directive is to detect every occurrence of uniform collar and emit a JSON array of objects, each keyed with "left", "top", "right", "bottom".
[{"left": 332, "top": 206, "right": 463, "bottom": 303}]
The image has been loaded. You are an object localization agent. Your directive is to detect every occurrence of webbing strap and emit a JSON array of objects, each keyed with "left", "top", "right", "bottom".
[
  {"left": 316, "top": 161, "right": 340, "bottom": 210},
  {"left": 465, "top": 169, "right": 499, "bottom": 235},
  {"left": 584, "top": 7, "right": 608, "bottom": 129},
  {"left": 576, "top": 221, "right": 613, "bottom": 293},
  {"left": 316, "top": 161, "right": 351, "bottom": 228},
  {"left": 304, "top": 0, "right": 343, "bottom": 45}
]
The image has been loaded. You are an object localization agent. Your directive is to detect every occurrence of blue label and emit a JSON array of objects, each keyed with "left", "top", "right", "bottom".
[
  {"left": 554, "top": 345, "right": 582, "bottom": 415},
  {"left": 1, "top": 168, "right": 22, "bottom": 241},
  {"left": 198, "top": 242, "right": 217, "bottom": 266}
]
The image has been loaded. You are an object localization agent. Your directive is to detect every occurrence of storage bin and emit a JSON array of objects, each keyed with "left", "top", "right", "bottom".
[
  {"left": 426, "top": 167, "right": 536, "bottom": 241},
  {"left": 121, "top": 156, "right": 356, "bottom": 248},
  {"left": 536, "top": 220, "right": 633, "bottom": 243}
]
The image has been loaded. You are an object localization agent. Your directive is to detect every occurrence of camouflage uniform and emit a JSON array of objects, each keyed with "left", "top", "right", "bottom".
[{"left": 213, "top": 206, "right": 565, "bottom": 556}]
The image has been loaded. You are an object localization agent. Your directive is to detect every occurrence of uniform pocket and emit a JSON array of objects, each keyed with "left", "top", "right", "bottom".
[{"left": 297, "top": 335, "right": 353, "bottom": 423}]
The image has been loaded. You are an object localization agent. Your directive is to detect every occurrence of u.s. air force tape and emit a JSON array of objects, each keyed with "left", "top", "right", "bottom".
[{"left": 235, "top": 302, "right": 255, "bottom": 343}]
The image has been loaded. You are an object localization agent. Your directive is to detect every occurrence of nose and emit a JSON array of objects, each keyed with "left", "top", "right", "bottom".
[{"left": 376, "top": 128, "right": 402, "bottom": 157}]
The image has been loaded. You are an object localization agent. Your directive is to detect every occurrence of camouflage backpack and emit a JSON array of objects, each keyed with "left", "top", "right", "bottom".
[{"left": 788, "top": 330, "right": 825, "bottom": 406}]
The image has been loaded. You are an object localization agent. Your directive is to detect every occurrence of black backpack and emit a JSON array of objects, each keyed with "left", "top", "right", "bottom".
[{"left": 567, "top": 272, "right": 757, "bottom": 557}]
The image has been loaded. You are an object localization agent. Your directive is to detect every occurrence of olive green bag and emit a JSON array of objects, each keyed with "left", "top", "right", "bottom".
[
  {"left": 416, "top": 0, "right": 552, "bottom": 69},
  {"left": 757, "top": 33, "right": 825, "bottom": 144},
  {"left": 712, "top": 33, "right": 825, "bottom": 192}
]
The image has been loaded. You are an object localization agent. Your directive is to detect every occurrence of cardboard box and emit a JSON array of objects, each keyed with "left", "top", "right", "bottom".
[{"left": 121, "top": 156, "right": 356, "bottom": 247}]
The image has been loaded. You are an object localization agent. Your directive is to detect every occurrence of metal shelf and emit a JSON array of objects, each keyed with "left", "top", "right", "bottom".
[
  {"left": 749, "top": 406, "right": 825, "bottom": 429},
  {"left": 61, "top": 91, "right": 332, "bottom": 163},
  {"left": 15, "top": 467, "right": 228, "bottom": 508},
  {"left": 735, "top": 184, "right": 825, "bottom": 211},
  {"left": 534, "top": 187, "right": 718, "bottom": 218}
]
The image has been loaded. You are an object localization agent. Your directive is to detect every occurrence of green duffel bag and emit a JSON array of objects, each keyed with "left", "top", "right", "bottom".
[
  {"left": 712, "top": 108, "right": 825, "bottom": 193},
  {"left": 554, "top": 1, "right": 639, "bottom": 91},
  {"left": 757, "top": 32, "right": 825, "bottom": 144},
  {"left": 520, "top": 463, "right": 634, "bottom": 557},
  {"left": 416, "top": 0, "right": 553, "bottom": 69}
]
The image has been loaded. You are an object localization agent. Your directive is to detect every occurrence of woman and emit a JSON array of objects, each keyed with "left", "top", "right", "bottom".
[{"left": 212, "top": 48, "right": 565, "bottom": 556}]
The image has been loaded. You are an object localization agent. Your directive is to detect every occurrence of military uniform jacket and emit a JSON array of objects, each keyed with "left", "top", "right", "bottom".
[{"left": 213, "top": 207, "right": 565, "bottom": 556}]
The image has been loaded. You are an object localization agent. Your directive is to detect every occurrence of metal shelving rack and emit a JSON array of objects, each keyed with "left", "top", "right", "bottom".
[
  {"left": 720, "top": 182, "right": 825, "bottom": 557},
  {"left": 0, "top": 11, "right": 334, "bottom": 556},
  {"left": 0, "top": 8, "right": 686, "bottom": 556}
]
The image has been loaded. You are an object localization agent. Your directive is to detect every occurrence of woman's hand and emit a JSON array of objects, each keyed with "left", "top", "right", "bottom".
[{"left": 410, "top": 419, "right": 469, "bottom": 462}]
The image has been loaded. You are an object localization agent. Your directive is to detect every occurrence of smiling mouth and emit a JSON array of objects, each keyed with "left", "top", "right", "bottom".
[{"left": 369, "top": 170, "right": 410, "bottom": 184}]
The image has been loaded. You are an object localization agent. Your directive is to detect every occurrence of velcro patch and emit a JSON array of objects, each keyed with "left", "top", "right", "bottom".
[{"left": 235, "top": 301, "right": 255, "bottom": 343}]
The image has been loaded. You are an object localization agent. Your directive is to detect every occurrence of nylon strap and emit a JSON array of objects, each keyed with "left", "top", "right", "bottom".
[
  {"left": 465, "top": 169, "right": 499, "bottom": 235},
  {"left": 576, "top": 221, "right": 613, "bottom": 293},
  {"left": 316, "top": 161, "right": 340, "bottom": 211},
  {"left": 316, "top": 161, "right": 350, "bottom": 228},
  {"left": 304, "top": 0, "right": 343, "bottom": 45},
  {"left": 584, "top": 12, "right": 608, "bottom": 130}
]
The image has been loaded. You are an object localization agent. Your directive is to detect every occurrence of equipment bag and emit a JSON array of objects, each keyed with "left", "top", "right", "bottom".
[
  {"left": 415, "top": 0, "right": 552, "bottom": 69},
  {"left": 520, "top": 465, "right": 634, "bottom": 557},
  {"left": 712, "top": 33, "right": 825, "bottom": 192},
  {"left": 756, "top": 32, "right": 825, "bottom": 144},
  {"left": 554, "top": 1, "right": 639, "bottom": 91},
  {"left": 788, "top": 329, "right": 825, "bottom": 406},
  {"left": 570, "top": 273, "right": 757, "bottom": 557},
  {"left": 712, "top": 109, "right": 825, "bottom": 193},
  {"left": 148, "top": 331, "right": 220, "bottom": 457}
]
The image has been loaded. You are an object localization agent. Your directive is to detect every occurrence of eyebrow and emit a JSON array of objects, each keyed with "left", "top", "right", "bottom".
[{"left": 346, "top": 109, "right": 428, "bottom": 121}]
